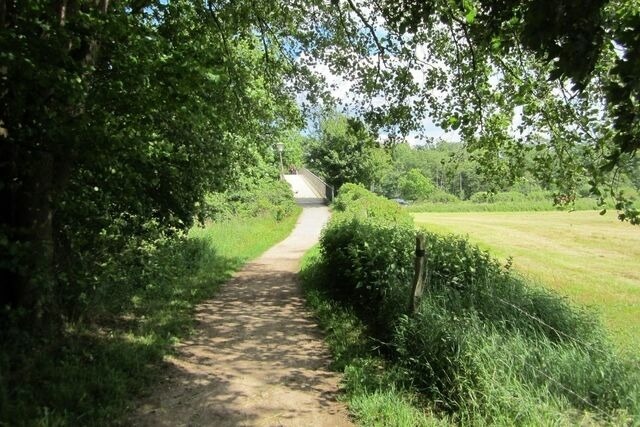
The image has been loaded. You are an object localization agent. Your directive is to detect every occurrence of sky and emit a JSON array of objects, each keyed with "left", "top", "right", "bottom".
[{"left": 295, "top": 57, "right": 461, "bottom": 146}]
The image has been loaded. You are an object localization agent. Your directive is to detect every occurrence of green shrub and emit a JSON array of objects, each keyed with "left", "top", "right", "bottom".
[
  {"left": 321, "top": 218, "right": 414, "bottom": 328},
  {"left": 526, "top": 189, "right": 552, "bottom": 201},
  {"left": 398, "top": 169, "right": 436, "bottom": 201},
  {"left": 321, "top": 184, "right": 414, "bottom": 330},
  {"left": 492, "top": 190, "right": 527, "bottom": 202},
  {"left": 200, "top": 178, "right": 295, "bottom": 222},
  {"left": 468, "top": 189, "right": 546, "bottom": 204},
  {"left": 333, "top": 183, "right": 414, "bottom": 226},
  {"left": 425, "top": 189, "right": 459, "bottom": 203},
  {"left": 408, "top": 197, "right": 598, "bottom": 213},
  {"left": 469, "top": 191, "right": 493, "bottom": 203}
]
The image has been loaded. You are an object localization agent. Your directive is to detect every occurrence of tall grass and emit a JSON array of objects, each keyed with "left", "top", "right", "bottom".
[
  {"left": 300, "top": 247, "right": 449, "bottom": 427},
  {"left": 413, "top": 210, "right": 640, "bottom": 353},
  {"left": 0, "top": 209, "right": 300, "bottom": 426}
]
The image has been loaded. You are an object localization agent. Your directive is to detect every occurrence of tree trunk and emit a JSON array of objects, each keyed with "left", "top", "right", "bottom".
[
  {"left": 0, "top": 0, "right": 110, "bottom": 314},
  {"left": 0, "top": 144, "right": 54, "bottom": 313}
]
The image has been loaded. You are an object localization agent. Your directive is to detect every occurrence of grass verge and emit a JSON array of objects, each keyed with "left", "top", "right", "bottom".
[
  {"left": 303, "top": 186, "right": 639, "bottom": 425},
  {"left": 300, "top": 246, "right": 449, "bottom": 427},
  {"left": 0, "top": 207, "right": 301, "bottom": 426},
  {"left": 302, "top": 241, "right": 640, "bottom": 426}
]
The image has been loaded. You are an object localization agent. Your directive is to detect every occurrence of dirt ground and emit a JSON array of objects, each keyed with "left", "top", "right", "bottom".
[{"left": 130, "top": 204, "right": 353, "bottom": 426}]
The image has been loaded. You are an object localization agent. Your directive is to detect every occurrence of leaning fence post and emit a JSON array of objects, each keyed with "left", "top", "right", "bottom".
[{"left": 409, "top": 233, "right": 427, "bottom": 313}]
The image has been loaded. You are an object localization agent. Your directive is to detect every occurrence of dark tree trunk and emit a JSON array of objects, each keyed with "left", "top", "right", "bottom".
[
  {"left": 0, "top": 0, "right": 110, "bottom": 315},
  {"left": 1, "top": 143, "right": 55, "bottom": 313}
]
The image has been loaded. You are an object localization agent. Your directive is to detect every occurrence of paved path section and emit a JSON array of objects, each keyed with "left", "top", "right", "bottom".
[
  {"left": 284, "top": 174, "right": 324, "bottom": 204},
  {"left": 131, "top": 204, "right": 352, "bottom": 427}
]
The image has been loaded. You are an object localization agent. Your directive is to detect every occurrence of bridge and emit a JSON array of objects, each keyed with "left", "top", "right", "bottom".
[{"left": 283, "top": 168, "right": 334, "bottom": 205}]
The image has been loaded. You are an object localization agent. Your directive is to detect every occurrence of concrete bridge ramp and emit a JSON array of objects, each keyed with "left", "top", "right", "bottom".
[{"left": 284, "top": 174, "right": 325, "bottom": 204}]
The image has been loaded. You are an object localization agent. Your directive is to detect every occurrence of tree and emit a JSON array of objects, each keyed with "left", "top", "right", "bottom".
[
  {"left": 390, "top": 142, "right": 491, "bottom": 199},
  {"left": 0, "top": 0, "right": 301, "bottom": 315},
  {"left": 398, "top": 169, "right": 436, "bottom": 201},
  {"left": 305, "top": 113, "right": 388, "bottom": 190},
  {"left": 276, "top": 129, "right": 305, "bottom": 171},
  {"left": 301, "top": 0, "right": 639, "bottom": 223},
  {"left": 362, "top": 145, "right": 394, "bottom": 193}
]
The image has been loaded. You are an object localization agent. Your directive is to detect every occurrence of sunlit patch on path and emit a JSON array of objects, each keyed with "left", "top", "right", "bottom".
[{"left": 131, "top": 204, "right": 353, "bottom": 426}]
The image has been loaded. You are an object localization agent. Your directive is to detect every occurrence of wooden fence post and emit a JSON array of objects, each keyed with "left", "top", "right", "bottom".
[{"left": 409, "top": 233, "right": 427, "bottom": 313}]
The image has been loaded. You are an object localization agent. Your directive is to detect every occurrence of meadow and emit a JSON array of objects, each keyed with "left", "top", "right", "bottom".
[{"left": 413, "top": 210, "right": 640, "bottom": 354}]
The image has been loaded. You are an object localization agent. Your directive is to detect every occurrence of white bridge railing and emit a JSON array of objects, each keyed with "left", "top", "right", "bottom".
[{"left": 300, "top": 168, "right": 334, "bottom": 203}]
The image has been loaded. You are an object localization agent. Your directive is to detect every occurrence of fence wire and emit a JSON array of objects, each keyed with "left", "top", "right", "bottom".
[
  {"left": 426, "top": 269, "right": 611, "bottom": 358},
  {"left": 419, "top": 269, "right": 616, "bottom": 420}
]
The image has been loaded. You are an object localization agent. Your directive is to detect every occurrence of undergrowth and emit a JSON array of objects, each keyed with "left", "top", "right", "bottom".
[
  {"left": 300, "top": 246, "right": 449, "bottom": 427},
  {"left": 0, "top": 205, "right": 300, "bottom": 426},
  {"left": 301, "top": 184, "right": 640, "bottom": 426}
]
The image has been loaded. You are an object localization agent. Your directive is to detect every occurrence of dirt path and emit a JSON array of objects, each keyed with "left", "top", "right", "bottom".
[{"left": 131, "top": 204, "right": 353, "bottom": 426}]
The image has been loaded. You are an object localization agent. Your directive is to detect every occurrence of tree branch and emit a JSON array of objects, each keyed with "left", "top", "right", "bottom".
[{"left": 343, "top": 0, "right": 385, "bottom": 59}]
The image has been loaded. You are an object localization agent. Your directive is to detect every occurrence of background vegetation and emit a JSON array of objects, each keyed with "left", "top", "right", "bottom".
[{"left": 304, "top": 126, "right": 639, "bottom": 212}]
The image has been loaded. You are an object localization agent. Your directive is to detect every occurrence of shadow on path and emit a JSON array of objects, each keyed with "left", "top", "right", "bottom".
[{"left": 131, "top": 205, "right": 352, "bottom": 427}]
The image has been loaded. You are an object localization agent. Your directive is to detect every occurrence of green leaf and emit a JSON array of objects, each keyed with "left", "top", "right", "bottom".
[{"left": 463, "top": 0, "right": 477, "bottom": 24}]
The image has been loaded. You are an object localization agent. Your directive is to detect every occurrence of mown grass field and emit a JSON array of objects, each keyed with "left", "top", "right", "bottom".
[{"left": 413, "top": 210, "right": 640, "bottom": 354}]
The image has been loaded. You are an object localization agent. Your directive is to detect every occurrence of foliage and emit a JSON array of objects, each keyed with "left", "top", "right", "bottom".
[
  {"left": 423, "top": 189, "right": 461, "bottom": 204},
  {"left": 0, "top": 207, "right": 301, "bottom": 425},
  {"left": 390, "top": 142, "right": 489, "bottom": 200},
  {"left": 304, "top": 186, "right": 639, "bottom": 424},
  {"left": 200, "top": 178, "right": 297, "bottom": 223},
  {"left": 0, "top": 0, "right": 302, "bottom": 321},
  {"left": 469, "top": 190, "right": 532, "bottom": 203},
  {"left": 331, "top": 183, "right": 414, "bottom": 225},
  {"left": 276, "top": 128, "right": 306, "bottom": 170},
  {"left": 394, "top": 302, "right": 639, "bottom": 424},
  {"left": 305, "top": 113, "right": 391, "bottom": 191},
  {"left": 300, "top": 246, "right": 450, "bottom": 427},
  {"left": 3, "top": 0, "right": 640, "bottom": 420},
  {"left": 321, "top": 185, "right": 414, "bottom": 329},
  {"left": 398, "top": 168, "right": 436, "bottom": 201},
  {"left": 298, "top": 0, "right": 640, "bottom": 223}
]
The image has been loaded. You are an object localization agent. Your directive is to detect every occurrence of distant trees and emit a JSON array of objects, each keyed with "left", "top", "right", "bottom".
[
  {"left": 392, "top": 143, "right": 489, "bottom": 199},
  {"left": 276, "top": 129, "right": 305, "bottom": 171},
  {"left": 398, "top": 169, "right": 436, "bottom": 201}
]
